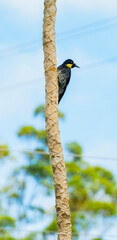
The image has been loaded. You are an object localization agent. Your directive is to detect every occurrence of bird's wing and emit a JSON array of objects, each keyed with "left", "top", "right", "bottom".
[
  {"left": 58, "top": 87, "right": 67, "bottom": 103},
  {"left": 58, "top": 71, "right": 70, "bottom": 103}
]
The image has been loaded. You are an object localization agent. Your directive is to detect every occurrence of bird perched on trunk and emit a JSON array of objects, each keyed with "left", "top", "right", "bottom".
[{"left": 57, "top": 59, "right": 80, "bottom": 103}]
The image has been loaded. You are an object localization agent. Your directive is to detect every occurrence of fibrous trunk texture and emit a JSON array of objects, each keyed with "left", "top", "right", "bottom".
[{"left": 43, "top": 0, "right": 72, "bottom": 239}]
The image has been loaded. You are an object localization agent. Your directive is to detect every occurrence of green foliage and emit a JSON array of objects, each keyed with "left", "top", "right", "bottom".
[
  {"left": 84, "top": 200, "right": 116, "bottom": 216},
  {"left": 36, "top": 130, "right": 47, "bottom": 144},
  {"left": 67, "top": 142, "right": 82, "bottom": 155},
  {"left": 0, "top": 144, "right": 9, "bottom": 159},
  {"left": 1, "top": 105, "right": 117, "bottom": 237},
  {"left": 34, "top": 105, "right": 45, "bottom": 117},
  {"left": 58, "top": 111, "right": 64, "bottom": 119},
  {"left": 0, "top": 215, "right": 15, "bottom": 228},
  {"left": 20, "top": 232, "right": 39, "bottom": 240},
  {"left": 34, "top": 104, "right": 64, "bottom": 120},
  {"left": 18, "top": 127, "right": 47, "bottom": 144},
  {"left": 46, "top": 218, "right": 57, "bottom": 231},
  {"left": 66, "top": 142, "right": 82, "bottom": 161},
  {"left": 22, "top": 160, "right": 52, "bottom": 180},
  {"left": 0, "top": 235, "right": 16, "bottom": 240},
  {"left": 93, "top": 238, "right": 102, "bottom": 240},
  {"left": 18, "top": 126, "right": 36, "bottom": 138}
]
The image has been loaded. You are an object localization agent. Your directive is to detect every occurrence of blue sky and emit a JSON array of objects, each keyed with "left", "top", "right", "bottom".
[
  {"left": 1, "top": 0, "right": 117, "bottom": 237},
  {"left": 0, "top": 0, "right": 117, "bottom": 163}
]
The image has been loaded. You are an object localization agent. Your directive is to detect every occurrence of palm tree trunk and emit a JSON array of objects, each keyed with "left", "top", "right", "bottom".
[{"left": 43, "top": 0, "right": 72, "bottom": 239}]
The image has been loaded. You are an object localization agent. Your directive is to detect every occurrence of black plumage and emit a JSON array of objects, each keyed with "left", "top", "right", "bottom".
[{"left": 57, "top": 59, "right": 80, "bottom": 103}]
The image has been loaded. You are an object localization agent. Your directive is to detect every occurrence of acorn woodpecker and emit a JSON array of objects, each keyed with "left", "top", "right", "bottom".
[{"left": 57, "top": 59, "right": 80, "bottom": 103}]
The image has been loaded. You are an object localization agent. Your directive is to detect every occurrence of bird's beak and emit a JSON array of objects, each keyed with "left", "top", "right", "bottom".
[{"left": 74, "top": 63, "right": 80, "bottom": 68}]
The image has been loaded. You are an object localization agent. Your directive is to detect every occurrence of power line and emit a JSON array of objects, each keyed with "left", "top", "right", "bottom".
[
  {"left": 82, "top": 56, "right": 117, "bottom": 69},
  {"left": 0, "top": 228, "right": 117, "bottom": 239},
  {"left": 0, "top": 53, "right": 117, "bottom": 94},
  {"left": 0, "top": 40, "right": 41, "bottom": 60},
  {"left": 57, "top": 16, "right": 117, "bottom": 41},
  {"left": 60, "top": 15, "right": 117, "bottom": 34},
  {"left": 0, "top": 78, "right": 41, "bottom": 92},
  {"left": 1, "top": 147, "right": 117, "bottom": 161},
  {"left": 0, "top": 16, "right": 117, "bottom": 59},
  {"left": 0, "top": 39, "right": 41, "bottom": 55}
]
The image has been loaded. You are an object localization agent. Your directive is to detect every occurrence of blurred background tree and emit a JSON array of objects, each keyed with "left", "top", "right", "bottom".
[
  {"left": 0, "top": 105, "right": 117, "bottom": 240},
  {"left": 0, "top": 144, "right": 16, "bottom": 239}
]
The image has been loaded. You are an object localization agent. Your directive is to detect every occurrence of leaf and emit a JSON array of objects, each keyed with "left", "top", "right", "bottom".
[
  {"left": 18, "top": 126, "right": 36, "bottom": 138},
  {"left": 34, "top": 104, "right": 64, "bottom": 119},
  {"left": 28, "top": 205, "right": 45, "bottom": 214},
  {"left": 66, "top": 142, "right": 82, "bottom": 161},
  {"left": 34, "top": 105, "right": 45, "bottom": 117},
  {"left": 0, "top": 144, "right": 9, "bottom": 159},
  {"left": 84, "top": 200, "right": 116, "bottom": 216},
  {"left": 45, "top": 218, "right": 57, "bottom": 231},
  {"left": 0, "top": 215, "right": 15, "bottom": 228}
]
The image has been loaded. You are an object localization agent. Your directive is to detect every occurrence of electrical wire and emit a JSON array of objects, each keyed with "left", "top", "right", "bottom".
[
  {"left": 1, "top": 147, "right": 117, "bottom": 161},
  {"left": 0, "top": 228, "right": 117, "bottom": 238},
  {"left": 0, "top": 78, "right": 41, "bottom": 92},
  {"left": 57, "top": 16, "right": 117, "bottom": 41},
  {"left": 0, "top": 17, "right": 117, "bottom": 163},
  {"left": 0, "top": 16, "right": 117, "bottom": 59},
  {"left": 0, "top": 53, "right": 117, "bottom": 94},
  {"left": 0, "top": 40, "right": 41, "bottom": 60},
  {"left": 82, "top": 56, "right": 117, "bottom": 69}
]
